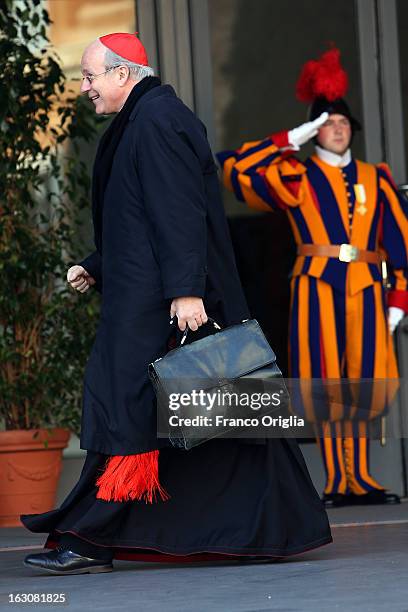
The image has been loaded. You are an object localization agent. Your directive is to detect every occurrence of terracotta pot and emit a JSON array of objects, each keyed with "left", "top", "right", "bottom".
[{"left": 0, "top": 428, "right": 71, "bottom": 527}]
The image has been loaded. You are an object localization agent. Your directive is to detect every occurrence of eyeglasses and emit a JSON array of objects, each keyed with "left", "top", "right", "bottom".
[{"left": 81, "top": 66, "right": 119, "bottom": 85}]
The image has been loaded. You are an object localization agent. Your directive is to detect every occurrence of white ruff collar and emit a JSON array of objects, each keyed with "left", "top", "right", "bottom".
[{"left": 315, "top": 145, "right": 352, "bottom": 168}]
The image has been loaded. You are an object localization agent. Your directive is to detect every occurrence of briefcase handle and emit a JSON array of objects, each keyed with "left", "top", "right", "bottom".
[{"left": 169, "top": 316, "right": 222, "bottom": 346}]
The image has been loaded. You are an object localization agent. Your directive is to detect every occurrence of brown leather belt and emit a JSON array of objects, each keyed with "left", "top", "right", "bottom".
[{"left": 297, "top": 244, "right": 383, "bottom": 264}]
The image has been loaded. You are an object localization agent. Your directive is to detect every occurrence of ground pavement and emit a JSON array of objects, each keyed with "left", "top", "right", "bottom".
[{"left": 0, "top": 502, "right": 407, "bottom": 612}]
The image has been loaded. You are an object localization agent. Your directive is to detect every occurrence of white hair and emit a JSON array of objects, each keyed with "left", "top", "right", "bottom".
[{"left": 104, "top": 48, "right": 154, "bottom": 81}]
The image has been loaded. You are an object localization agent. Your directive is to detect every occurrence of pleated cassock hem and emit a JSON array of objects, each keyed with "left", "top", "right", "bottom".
[
  {"left": 43, "top": 529, "right": 332, "bottom": 561},
  {"left": 20, "top": 439, "right": 332, "bottom": 562}
]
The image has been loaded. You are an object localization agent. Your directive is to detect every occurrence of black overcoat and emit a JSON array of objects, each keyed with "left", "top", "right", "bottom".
[{"left": 79, "top": 84, "right": 250, "bottom": 456}]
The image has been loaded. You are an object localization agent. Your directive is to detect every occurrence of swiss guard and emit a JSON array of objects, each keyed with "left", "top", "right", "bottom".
[{"left": 217, "top": 46, "right": 408, "bottom": 507}]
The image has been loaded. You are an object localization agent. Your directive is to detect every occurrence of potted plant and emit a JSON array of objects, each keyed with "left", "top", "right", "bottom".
[{"left": 0, "top": 0, "right": 102, "bottom": 526}]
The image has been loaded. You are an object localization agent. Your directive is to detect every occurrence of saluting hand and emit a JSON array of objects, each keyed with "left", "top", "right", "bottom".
[
  {"left": 170, "top": 297, "right": 208, "bottom": 332},
  {"left": 67, "top": 265, "right": 96, "bottom": 294},
  {"left": 288, "top": 112, "right": 329, "bottom": 149}
]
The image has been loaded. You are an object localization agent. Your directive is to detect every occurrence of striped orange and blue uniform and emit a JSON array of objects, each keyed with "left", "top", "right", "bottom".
[{"left": 217, "top": 137, "right": 408, "bottom": 494}]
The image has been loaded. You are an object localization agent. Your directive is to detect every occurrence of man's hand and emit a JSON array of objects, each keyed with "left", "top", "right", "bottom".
[
  {"left": 67, "top": 265, "right": 96, "bottom": 294},
  {"left": 170, "top": 297, "right": 208, "bottom": 332},
  {"left": 388, "top": 306, "right": 405, "bottom": 334},
  {"left": 288, "top": 112, "right": 329, "bottom": 149}
]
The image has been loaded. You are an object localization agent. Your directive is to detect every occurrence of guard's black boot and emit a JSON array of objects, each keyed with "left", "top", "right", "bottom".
[
  {"left": 348, "top": 490, "right": 401, "bottom": 505},
  {"left": 23, "top": 546, "right": 113, "bottom": 575},
  {"left": 321, "top": 493, "right": 347, "bottom": 508}
]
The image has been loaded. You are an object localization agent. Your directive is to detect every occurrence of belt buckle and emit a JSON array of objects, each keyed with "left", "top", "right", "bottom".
[{"left": 338, "top": 244, "right": 358, "bottom": 263}]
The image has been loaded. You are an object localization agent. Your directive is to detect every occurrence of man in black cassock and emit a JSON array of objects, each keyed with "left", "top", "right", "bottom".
[{"left": 21, "top": 33, "right": 331, "bottom": 575}]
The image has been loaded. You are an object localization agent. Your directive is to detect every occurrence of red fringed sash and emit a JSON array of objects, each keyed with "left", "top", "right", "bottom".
[{"left": 95, "top": 450, "right": 170, "bottom": 503}]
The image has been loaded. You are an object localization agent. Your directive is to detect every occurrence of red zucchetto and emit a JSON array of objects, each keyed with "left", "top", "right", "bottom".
[{"left": 99, "top": 32, "right": 149, "bottom": 66}]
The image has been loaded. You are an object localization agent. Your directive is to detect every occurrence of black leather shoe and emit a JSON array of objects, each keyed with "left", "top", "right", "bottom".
[
  {"left": 348, "top": 490, "right": 401, "bottom": 506},
  {"left": 23, "top": 547, "right": 113, "bottom": 575},
  {"left": 322, "top": 493, "right": 347, "bottom": 508}
]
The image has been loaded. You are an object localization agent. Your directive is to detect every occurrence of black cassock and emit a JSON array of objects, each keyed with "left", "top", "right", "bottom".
[
  {"left": 21, "top": 81, "right": 331, "bottom": 559},
  {"left": 79, "top": 82, "right": 255, "bottom": 457}
]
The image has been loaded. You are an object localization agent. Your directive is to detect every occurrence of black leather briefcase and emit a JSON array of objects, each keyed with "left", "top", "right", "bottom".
[{"left": 148, "top": 318, "right": 288, "bottom": 450}]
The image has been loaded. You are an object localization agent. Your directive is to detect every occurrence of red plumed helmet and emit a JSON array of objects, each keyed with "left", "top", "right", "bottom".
[{"left": 296, "top": 47, "right": 348, "bottom": 103}]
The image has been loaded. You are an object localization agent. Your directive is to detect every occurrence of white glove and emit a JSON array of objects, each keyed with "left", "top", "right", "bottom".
[
  {"left": 288, "top": 112, "right": 329, "bottom": 150},
  {"left": 388, "top": 306, "right": 405, "bottom": 334}
]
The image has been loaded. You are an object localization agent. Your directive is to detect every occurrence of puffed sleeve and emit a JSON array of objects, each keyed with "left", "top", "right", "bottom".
[
  {"left": 377, "top": 163, "right": 408, "bottom": 312},
  {"left": 216, "top": 130, "right": 307, "bottom": 212}
]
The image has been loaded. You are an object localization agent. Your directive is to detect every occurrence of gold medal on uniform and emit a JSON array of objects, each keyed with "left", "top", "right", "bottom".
[{"left": 354, "top": 184, "right": 367, "bottom": 215}]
